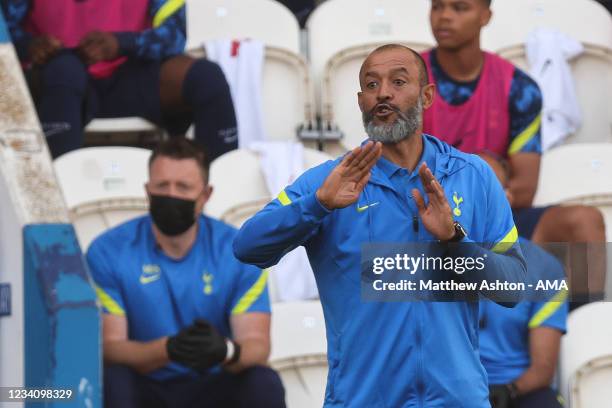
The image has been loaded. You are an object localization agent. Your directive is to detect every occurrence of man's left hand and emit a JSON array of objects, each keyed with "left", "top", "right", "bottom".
[
  {"left": 412, "top": 162, "right": 455, "bottom": 241},
  {"left": 166, "top": 319, "right": 230, "bottom": 371},
  {"left": 78, "top": 31, "right": 119, "bottom": 64}
]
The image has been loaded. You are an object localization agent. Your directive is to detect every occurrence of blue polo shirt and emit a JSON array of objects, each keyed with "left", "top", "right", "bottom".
[
  {"left": 375, "top": 135, "right": 435, "bottom": 217},
  {"left": 479, "top": 238, "right": 568, "bottom": 385},
  {"left": 87, "top": 214, "right": 270, "bottom": 381}
]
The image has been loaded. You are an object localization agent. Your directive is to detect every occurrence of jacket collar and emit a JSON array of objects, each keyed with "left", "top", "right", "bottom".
[{"left": 367, "top": 134, "right": 459, "bottom": 192}]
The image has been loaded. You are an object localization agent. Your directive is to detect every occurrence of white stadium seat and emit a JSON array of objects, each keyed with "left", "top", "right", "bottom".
[
  {"left": 533, "top": 143, "right": 612, "bottom": 299},
  {"left": 205, "top": 148, "right": 270, "bottom": 223},
  {"left": 483, "top": 0, "right": 612, "bottom": 53},
  {"left": 533, "top": 143, "right": 612, "bottom": 240},
  {"left": 186, "top": 0, "right": 301, "bottom": 54},
  {"left": 205, "top": 146, "right": 333, "bottom": 226},
  {"left": 560, "top": 302, "right": 612, "bottom": 407},
  {"left": 307, "top": 0, "right": 435, "bottom": 152},
  {"left": 186, "top": 0, "right": 316, "bottom": 143},
  {"left": 483, "top": 0, "right": 612, "bottom": 145},
  {"left": 54, "top": 147, "right": 151, "bottom": 249},
  {"left": 270, "top": 301, "right": 328, "bottom": 408},
  {"left": 85, "top": 117, "right": 159, "bottom": 134},
  {"left": 206, "top": 146, "right": 332, "bottom": 303},
  {"left": 84, "top": 111, "right": 163, "bottom": 145},
  {"left": 66, "top": 197, "right": 148, "bottom": 251}
]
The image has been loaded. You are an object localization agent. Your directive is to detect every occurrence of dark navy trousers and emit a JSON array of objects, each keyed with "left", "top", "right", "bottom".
[{"left": 104, "top": 364, "right": 286, "bottom": 408}]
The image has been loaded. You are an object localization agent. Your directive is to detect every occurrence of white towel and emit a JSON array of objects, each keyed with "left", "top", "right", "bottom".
[
  {"left": 526, "top": 28, "right": 584, "bottom": 151},
  {"left": 205, "top": 39, "right": 267, "bottom": 148},
  {"left": 250, "top": 141, "right": 319, "bottom": 301},
  {"left": 249, "top": 141, "right": 304, "bottom": 196}
]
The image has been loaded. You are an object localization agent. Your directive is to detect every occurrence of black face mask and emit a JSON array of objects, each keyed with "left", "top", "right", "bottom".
[{"left": 149, "top": 194, "right": 197, "bottom": 236}]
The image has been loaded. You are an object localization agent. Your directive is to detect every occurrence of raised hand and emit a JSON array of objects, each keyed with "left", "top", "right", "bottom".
[
  {"left": 316, "top": 141, "right": 382, "bottom": 210},
  {"left": 412, "top": 162, "right": 455, "bottom": 241}
]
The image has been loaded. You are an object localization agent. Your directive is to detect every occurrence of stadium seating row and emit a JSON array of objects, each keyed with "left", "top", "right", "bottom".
[
  {"left": 53, "top": 142, "right": 612, "bottom": 407},
  {"left": 86, "top": 0, "right": 612, "bottom": 153},
  {"left": 53, "top": 142, "right": 612, "bottom": 290}
]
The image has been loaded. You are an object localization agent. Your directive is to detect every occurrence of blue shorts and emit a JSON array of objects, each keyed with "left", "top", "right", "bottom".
[
  {"left": 26, "top": 53, "right": 166, "bottom": 130},
  {"left": 86, "top": 58, "right": 168, "bottom": 130},
  {"left": 26, "top": 50, "right": 238, "bottom": 159}
]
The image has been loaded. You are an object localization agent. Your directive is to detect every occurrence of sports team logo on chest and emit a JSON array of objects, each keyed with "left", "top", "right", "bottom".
[
  {"left": 202, "top": 272, "right": 214, "bottom": 295},
  {"left": 139, "top": 264, "right": 161, "bottom": 285},
  {"left": 452, "top": 192, "right": 464, "bottom": 217}
]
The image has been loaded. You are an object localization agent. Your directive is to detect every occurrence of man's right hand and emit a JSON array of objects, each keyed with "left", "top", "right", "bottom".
[
  {"left": 316, "top": 141, "right": 382, "bottom": 210},
  {"left": 166, "top": 319, "right": 229, "bottom": 371},
  {"left": 77, "top": 31, "right": 119, "bottom": 65},
  {"left": 28, "top": 35, "right": 63, "bottom": 65},
  {"left": 489, "top": 385, "right": 515, "bottom": 408}
]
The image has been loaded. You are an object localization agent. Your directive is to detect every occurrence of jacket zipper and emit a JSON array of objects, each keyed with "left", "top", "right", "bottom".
[
  {"left": 415, "top": 302, "right": 425, "bottom": 407},
  {"left": 414, "top": 176, "right": 446, "bottom": 406}
]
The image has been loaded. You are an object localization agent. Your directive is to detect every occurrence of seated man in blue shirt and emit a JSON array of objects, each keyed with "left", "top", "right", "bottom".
[
  {"left": 86, "top": 138, "right": 285, "bottom": 408},
  {"left": 481, "top": 239, "right": 568, "bottom": 408}
]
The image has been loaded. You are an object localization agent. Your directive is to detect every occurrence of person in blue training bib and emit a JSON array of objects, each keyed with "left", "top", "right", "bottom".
[
  {"left": 234, "top": 44, "right": 528, "bottom": 407},
  {"left": 86, "top": 138, "right": 285, "bottom": 408},
  {"left": 482, "top": 238, "right": 568, "bottom": 408}
]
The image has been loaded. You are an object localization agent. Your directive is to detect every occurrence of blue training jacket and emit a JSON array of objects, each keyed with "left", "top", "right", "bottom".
[{"left": 234, "top": 135, "right": 527, "bottom": 407}]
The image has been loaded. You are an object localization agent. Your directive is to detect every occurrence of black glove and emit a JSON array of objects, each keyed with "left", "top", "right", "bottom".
[
  {"left": 488, "top": 384, "right": 517, "bottom": 408},
  {"left": 167, "top": 319, "right": 232, "bottom": 371}
]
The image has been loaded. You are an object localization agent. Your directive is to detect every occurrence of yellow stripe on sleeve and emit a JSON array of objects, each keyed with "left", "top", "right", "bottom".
[
  {"left": 557, "top": 394, "right": 566, "bottom": 406},
  {"left": 508, "top": 113, "right": 542, "bottom": 155},
  {"left": 492, "top": 226, "right": 518, "bottom": 254},
  {"left": 94, "top": 285, "right": 125, "bottom": 316},
  {"left": 153, "top": 0, "right": 185, "bottom": 27},
  {"left": 232, "top": 269, "right": 269, "bottom": 315},
  {"left": 528, "top": 289, "right": 568, "bottom": 328},
  {"left": 277, "top": 190, "right": 292, "bottom": 206}
]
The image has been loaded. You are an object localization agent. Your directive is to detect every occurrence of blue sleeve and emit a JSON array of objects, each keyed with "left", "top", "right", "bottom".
[
  {"left": 229, "top": 265, "right": 271, "bottom": 315},
  {"left": 115, "top": 0, "right": 185, "bottom": 60},
  {"left": 480, "top": 157, "right": 521, "bottom": 255},
  {"left": 86, "top": 239, "right": 126, "bottom": 316},
  {"left": 528, "top": 296, "right": 567, "bottom": 333},
  {"left": 233, "top": 162, "right": 334, "bottom": 269},
  {"left": 0, "top": 0, "right": 33, "bottom": 61},
  {"left": 524, "top": 240, "right": 568, "bottom": 333},
  {"left": 507, "top": 69, "right": 543, "bottom": 155},
  {"left": 450, "top": 158, "right": 527, "bottom": 305}
]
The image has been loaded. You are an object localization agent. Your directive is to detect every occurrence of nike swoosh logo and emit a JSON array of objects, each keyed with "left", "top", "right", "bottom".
[
  {"left": 357, "top": 202, "right": 380, "bottom": 213},
  {"left": 139, "top": 274, "right": 160, "bottom": 284}
]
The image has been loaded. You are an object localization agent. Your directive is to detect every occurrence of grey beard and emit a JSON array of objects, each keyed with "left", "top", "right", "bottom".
[{"left": 363, "top": 97, "right": 423, "bottom": 144}]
